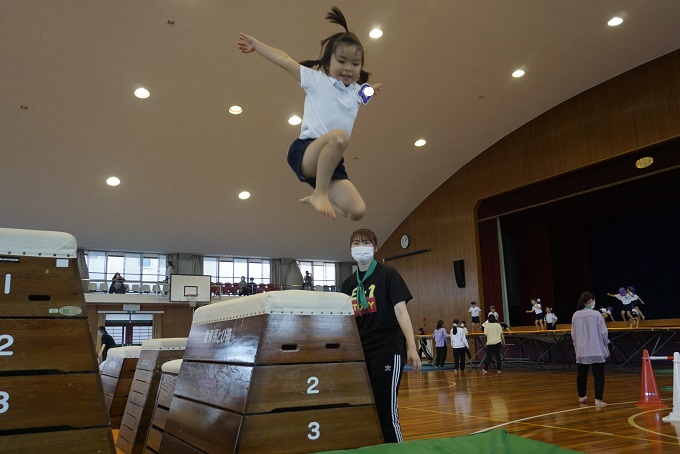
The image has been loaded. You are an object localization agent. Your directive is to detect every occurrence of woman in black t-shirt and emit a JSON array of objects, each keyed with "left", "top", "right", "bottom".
[{"left": 341, "top": 228, "right": 421, "bottom": 443}]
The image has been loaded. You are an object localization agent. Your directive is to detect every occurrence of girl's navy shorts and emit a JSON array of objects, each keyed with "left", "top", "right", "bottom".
[{"left": 287, "top": 138, "right": 349, "bottom": 189}]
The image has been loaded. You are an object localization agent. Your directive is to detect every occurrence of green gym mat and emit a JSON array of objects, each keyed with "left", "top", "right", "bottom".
[{"left": 322, "top": 429, "right": 578, "bottom": 453}]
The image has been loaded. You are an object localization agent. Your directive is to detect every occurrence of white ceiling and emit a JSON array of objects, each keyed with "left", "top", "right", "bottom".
[{"left": 2, "top": 1, "right": 679, "bottom": 262}]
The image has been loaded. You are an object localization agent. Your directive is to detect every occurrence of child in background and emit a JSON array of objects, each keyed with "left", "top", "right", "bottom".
[
  {"left": 459, "top": 320, "right": 473, "bottom": 364},
  {"left": 526, "top": 298, "right": 546, "bottom": 331},
  {"left": 450, "top": 319, "right": 469, "bottom": 372},
  {"left": 600, "top": 306, "right": 613, "bottom": 322},
  {"left": 607, "top": 287, "right": 634, "bottom": 321},
  {"left": 433, "top": 320, "right": 448, "bottom": 368},
  {"left": 488, "top": 306, "right": 500, "bottom": 324},
  {"left": 545, "top": 307, "right": 558, "bottom": 330},
  {"left": 238, "top": 7, "right": 382, "bottom": 221},
  {"left": 469, "top": 302, "right": 481, "bottom": 333},
  {"left": 418, "top": 327, "right": 433, "bottom": 362},
  {"left": 627, "top": 286, "right": 647, "bottom": 320},
  {"left": 630, "top": 307, "right": 641, "bottom": 328}
]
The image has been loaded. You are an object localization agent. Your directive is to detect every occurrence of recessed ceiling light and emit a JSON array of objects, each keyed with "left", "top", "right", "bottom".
[
  {"left": 414, "top": 139, "right": 427, "bottom": 147},
  {"left": 369, "top": 29, "right": 383, "bottom": 39},
  {"left": 106, "top": 177, "right": 120, "bottom": 186},
  {"left": 288, "top": 115, "right": 302, "bottom": 125},
  {"left": 239, "top": 191, "right": 251, "bottom": 200},
  {"left": 229, "top": 106, "right": 243, "bottom": 115},
  {"left": 635, "top": 157, "right": 653, "bottom": 169},
  {"left": 134, "top": 88, "right": 150, "bottom": 99},
  {"left": 512, "top": 69, "right": 525, "bottom": 78},
  {"left": 608, "top": 17, "right": 623, "bottom": 26}
]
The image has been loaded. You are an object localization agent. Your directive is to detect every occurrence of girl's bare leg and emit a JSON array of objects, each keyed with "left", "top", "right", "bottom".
[
  {"left": 327, "top": 179, "right": 365, "bottom": 221},
  {"left": 299, "top": 130, "right": 349, "bottom": 220}
]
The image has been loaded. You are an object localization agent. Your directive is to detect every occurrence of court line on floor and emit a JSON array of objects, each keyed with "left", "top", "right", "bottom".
[
  {"left": 472, "top": 400, "right": 636, "bottom": 434},
  {"left": 401, "top": 403, "right": 680, "bottom": 448},
  {"left": 628, "top": 408, "right": 680, "bottom": 441},
  {"left": 402, "top": 399, "right": 680, "bottom": 446},
  {"left": 467, "top": 400, "right": 680, "bottom": 447}
]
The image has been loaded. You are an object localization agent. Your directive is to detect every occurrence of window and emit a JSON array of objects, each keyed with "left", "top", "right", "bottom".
[
  {"left": 104, "top": 313, "right": 154, "bottom": 346},
  {"left": 131, "top": 325, "right": 153, "bottom": 344},
  {"left": 203, "top": 257, "right": 271, "bottom": 285},
  {"left": 107, "top": 325, "right": 124, "bottom": 346},
  {"left": 85, "top": 251, "right": 167, "bottom": 290},
  {"left": 298, "top": 261, "right": 337, "bottom": 290}
]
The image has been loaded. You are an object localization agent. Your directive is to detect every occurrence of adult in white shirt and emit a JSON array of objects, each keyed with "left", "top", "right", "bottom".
[{"left": 450, "top": 319, "right": 469, "bottom": 372}]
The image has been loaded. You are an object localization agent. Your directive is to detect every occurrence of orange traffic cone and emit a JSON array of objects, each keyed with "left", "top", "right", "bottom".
[{"left": 636, "top": 349, "right": 668, "bottom": 408}]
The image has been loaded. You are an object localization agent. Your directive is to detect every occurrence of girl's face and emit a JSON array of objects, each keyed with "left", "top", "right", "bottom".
[{"left": 329, "top": 44, "right": 363, "bottom": 86}]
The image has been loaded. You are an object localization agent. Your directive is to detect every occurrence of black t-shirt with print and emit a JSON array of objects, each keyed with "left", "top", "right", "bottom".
[{"left": 341, "top": 262, "right": 413, "bottom": 359}]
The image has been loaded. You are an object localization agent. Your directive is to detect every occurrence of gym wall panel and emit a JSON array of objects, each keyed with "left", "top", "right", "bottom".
[{"left": 376, "top": 49, "right": 680, "bottom": 330}]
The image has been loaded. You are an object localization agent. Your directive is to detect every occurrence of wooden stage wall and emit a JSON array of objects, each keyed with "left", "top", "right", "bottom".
[{"left": 375, "top": 49, "right": 680, "bottom": 334}]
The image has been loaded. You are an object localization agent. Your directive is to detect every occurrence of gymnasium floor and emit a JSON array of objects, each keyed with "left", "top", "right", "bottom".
[
  {"left": 114, "top": 364, "right": 679, "bottom": 453},
  {"left": 397, "top": 364, "right": 679, "bottom": 453}
]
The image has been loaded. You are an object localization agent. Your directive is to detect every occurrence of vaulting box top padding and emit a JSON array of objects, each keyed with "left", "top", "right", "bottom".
[
  {"left": 107, "top": 346, "right": 142, "bottom": 358},
  {"left": 161, "top": 359, "right": 183, "bottom": 374},
  {"left": 192, "top": 290, "right": 353, "bottom": 324},
  {"left": 141, "top": 337, "right": 188, "bottom": 350},
  {"left": 0, "top": 227, "right": 77, "bottom": 258}
]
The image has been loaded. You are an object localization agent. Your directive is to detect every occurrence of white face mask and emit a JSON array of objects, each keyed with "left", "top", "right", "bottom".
[{"left": 351, "top": 245, "right": 375, "bottom": 264}]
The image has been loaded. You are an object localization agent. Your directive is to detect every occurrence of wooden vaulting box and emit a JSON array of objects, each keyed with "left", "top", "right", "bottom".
[
  {"left": 160, "top": 290, "right": 383, "bottom": 453},
  {"left": 0, "top": 228, "right": 115, "bottom": 453},
  {"left": 144, "top": 358, "right": 182, "bottom": 453},
  {"left": 116, "top": 337, "right": 187, "bottom": 454},
  {"left": 101, "top": 345, "right": 142, "bottom": 428}
]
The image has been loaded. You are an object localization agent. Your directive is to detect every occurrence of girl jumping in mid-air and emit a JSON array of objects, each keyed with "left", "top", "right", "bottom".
[{"left": 238, "top": 7, "right": 382, "bottom": 221}]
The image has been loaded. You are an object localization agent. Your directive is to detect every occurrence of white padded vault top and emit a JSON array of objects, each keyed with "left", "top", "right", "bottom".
[
  {"left": 141, "top": 337, "right": 187, "bottom": 350},
  {"left": 161, "top": 359, "right": 183, "bottom": 374},
  {"left": 107, "top": 346, "right": 142, "bottom": 359},
  {"left": 0, "top": 227, "right": 77, "bottom": 258},
  {"left": 192, "top": 290, "right": 353, "bottom": 325}
]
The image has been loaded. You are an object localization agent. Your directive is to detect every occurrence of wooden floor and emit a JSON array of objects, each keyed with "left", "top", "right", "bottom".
[
  {"left": 114, "top": 363, "right": 680, "bottom": 453},
  {"left": 397, "top": 363, "right": 679, "bottom": 453}
]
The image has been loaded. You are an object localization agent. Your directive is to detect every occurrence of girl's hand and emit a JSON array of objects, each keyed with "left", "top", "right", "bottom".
[
  {"left": 238, "top": 33, "right": 256, "bottom": 54},
  {"left": 372, "top": 82, "right": 383, "bottom": 95}
]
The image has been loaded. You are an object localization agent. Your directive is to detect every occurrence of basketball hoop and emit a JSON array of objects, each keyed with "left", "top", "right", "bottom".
[{"left": 186, "top": 294, "right": 198, "bottom": 308}]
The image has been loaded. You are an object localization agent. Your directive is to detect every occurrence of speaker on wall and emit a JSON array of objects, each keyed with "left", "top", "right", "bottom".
[{"left": 453, "top": 259, "right": 465, "bottom": 288}]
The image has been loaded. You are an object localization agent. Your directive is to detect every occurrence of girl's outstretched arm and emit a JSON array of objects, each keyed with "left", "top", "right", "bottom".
[{"left": 238, "top": 33, "right": 301, "bottom": 82}]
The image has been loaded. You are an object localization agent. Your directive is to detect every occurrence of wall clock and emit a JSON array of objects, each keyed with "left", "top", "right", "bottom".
[{"left": 400, "top": 234, "right": 410, "bottom": 249}]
